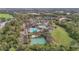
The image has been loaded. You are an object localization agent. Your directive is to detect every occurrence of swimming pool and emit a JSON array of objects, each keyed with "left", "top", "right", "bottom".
[
  {"left": 31, "top": 36, "right": 47, "bottom": 45},
  {"left": 29, "top": 28, "right": 38, "bottom": 33}
]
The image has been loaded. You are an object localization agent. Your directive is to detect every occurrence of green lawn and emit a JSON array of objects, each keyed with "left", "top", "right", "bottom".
[
  {"left": 0, "top": 13, "right": 13, "bottom": 20},
  {"left": 51, "top": 26, "right": 73, "bottom": 47}
]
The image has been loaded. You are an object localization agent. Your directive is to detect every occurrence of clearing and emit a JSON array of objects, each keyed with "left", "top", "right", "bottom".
[
  {"left": 0, "top": 13, "right": 13, "bottom": 20},
  {"left": 51, "top": 26, "right": 73, "bottom": 47}
]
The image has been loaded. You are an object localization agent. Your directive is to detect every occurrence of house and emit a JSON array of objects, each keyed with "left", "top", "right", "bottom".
[
  {"left": 57, "top": 16, "right": 70, "bottom": 22},
  {"left": 59, "top": 17, "right": 67, "bottom": 22},
  {"left": 38, "top": 25, "right": 47, "bottom": 29},
  {"left": 0, "top": 22, "right": 7, "bottom": 29}
]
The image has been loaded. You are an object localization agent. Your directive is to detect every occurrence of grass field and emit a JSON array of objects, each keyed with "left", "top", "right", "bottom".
[
  {"left": 0, "top": 13, "right": 13, "bottom": 20},
  {"left": 51, "top": 26, "right": 73, "bottom": 47}
]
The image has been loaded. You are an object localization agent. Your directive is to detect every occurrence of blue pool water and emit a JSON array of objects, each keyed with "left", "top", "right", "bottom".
[
  {"left": 31, "top": 37, "right": 47, "bottom": 45},
  {"left": 29, "top": 28, "right": 38, "bottom": 32}
]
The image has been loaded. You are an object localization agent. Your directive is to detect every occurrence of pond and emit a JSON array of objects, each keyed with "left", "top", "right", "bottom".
[{"left": 31, "top": 36, "right": 47, "bottom": 45}]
